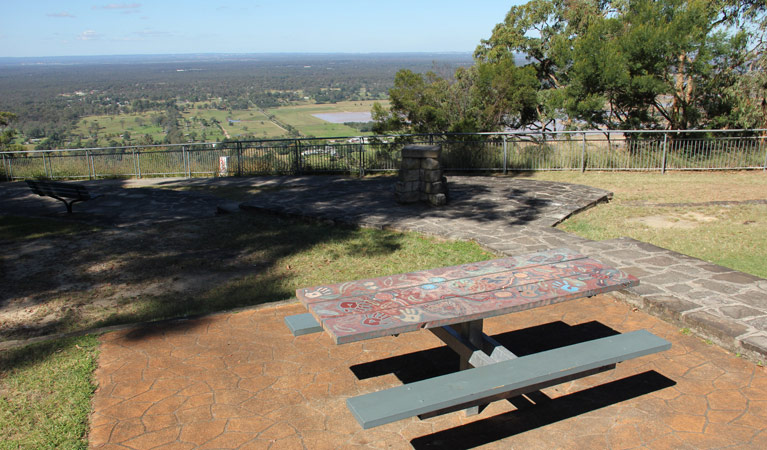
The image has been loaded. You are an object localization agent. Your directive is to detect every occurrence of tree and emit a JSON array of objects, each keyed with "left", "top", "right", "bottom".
[
  {"left": 1, "top": 111, "right": 24, "bottom": 151},
  {"left": 474, "top": 0, "right": 766, "bottom": 131},
  {"left": 372, "top": 65, "right": 538, "bottom": 135}
]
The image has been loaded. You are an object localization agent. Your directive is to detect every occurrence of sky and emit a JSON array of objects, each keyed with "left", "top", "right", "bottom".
[{"left": 1, "top": 1, "right": 527, "bottom": 57}]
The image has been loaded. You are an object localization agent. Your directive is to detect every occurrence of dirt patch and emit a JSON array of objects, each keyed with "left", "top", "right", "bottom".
[
  {"left": 629, "top": 212, "right": 718, "bottom": 229},
  {"left": 0, "top": 215, "right": 271, "bottom": 342}
]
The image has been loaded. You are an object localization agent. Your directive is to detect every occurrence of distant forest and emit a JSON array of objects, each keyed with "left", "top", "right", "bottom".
[{"left": 0, "top": 53, "right": 472, "bottom": 149}]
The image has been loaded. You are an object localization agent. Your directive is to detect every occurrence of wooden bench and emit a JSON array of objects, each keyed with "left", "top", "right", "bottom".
[
  {"left": 284, "top": 248, "right": 672, "bottom": 429},
  {"left": 26, "top": 180, "right": 101, "bottom": 213}
]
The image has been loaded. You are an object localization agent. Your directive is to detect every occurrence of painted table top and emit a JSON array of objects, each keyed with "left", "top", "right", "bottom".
[{"left": 297, "top": 248, "right": 639, "bottom": 344}]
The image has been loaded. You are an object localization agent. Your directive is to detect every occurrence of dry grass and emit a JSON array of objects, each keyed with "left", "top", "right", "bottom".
[{"left": 526, "top": 171, "right": 767, "bottom": 277}]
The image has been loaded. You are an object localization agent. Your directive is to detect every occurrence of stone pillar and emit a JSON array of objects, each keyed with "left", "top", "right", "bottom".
[{"left": 395, "top": 144, "right": 448, "bottom": 206}]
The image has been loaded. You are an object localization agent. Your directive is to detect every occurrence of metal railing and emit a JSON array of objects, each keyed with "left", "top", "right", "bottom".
[{"left": 2, "top": 129, "right": 766, "bottom": 181}]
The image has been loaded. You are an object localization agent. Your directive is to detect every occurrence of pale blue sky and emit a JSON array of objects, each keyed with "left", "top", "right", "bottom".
[{"left": 1, "top": 1, "right": 526, "bottom": 57}]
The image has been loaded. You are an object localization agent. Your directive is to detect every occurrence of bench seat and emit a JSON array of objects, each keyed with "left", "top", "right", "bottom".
[
  {"left": 26, "top": 179, "right": 99, "bottom": 213},
  {"left": 346, "top": 329, "right": 671, "bottom": 429}
]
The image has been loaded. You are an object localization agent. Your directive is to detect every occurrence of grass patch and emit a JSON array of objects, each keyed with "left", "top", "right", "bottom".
[
  {"left": 526, "top": 171, "right": 767, "bottom": 278},
  {"left": 92, "top": 215, "right": 495, "bottom": 330},
  {"left": 0, "top": 335, "right": 99, "bottom": 450},
  {"left": 0, "top": 215, "right": 99, "bottom": 241}
]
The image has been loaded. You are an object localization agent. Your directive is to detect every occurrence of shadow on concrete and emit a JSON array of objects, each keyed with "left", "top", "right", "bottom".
[
  {"left": 410, "top": 371, "right": 675, "bottom": 449},
  {"left": 350, "top": 321, "right": 621, "bottom": 382}
]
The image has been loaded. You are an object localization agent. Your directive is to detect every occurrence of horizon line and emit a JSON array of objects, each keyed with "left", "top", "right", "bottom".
[{"left": 0, "top": 51, "right": 477, "bottom": 60}]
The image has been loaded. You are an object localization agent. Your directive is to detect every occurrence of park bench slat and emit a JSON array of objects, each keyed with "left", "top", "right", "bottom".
[
  {"left": 297, "top": 247, "right": 587, "bottom": 304},
  {"left": 26, "top": 180, "right": 100, "bottom": 213},
  {"left": 346, "top": 329, "right": 671, "bottom": 429}
]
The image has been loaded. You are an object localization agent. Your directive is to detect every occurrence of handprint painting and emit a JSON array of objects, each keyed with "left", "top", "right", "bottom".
[{"left": 295, "top": 249, "right": 637, "bottom": 344}]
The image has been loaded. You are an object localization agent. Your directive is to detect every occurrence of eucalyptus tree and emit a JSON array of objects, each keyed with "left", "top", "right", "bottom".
[{"left": 475, "top": 0, "right": 765, "bottom": 131}]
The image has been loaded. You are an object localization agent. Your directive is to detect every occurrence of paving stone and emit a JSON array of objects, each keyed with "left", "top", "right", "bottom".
[
  {"left": 635, "top": 255, "right": 680, "bottom": 267},
  {"left": 746, "top": 316, "right": 767, "bottom": 330},
  {"left": 669, "top": 264, "right": 709, "bottom": 276},
  {"left": 692, "top": 279, "right": 743, "bottom": 295},
  {"left": 719, "top": 305, "right": 764, "bottom": 320},
  {"left": 700, "top": 264, "right": 734, "bottom": 274},
  {"left": 741, "top": 335, "right": 767, "bottom": 359},
  {"left": 643, "top": 295, "right": 700, "bottom": 322},
  {"left": 630, "top": 284, "right": 665, "bottom": 296},
  {"left": 735, "top": 291, "right": 767, "bottom": 309},
  {"left": 605, "top": 249, "right": 644, "bottom": 261},
  {"left": 666, "top": 284, "right": 695, "bottom": 294},
  {"left": 622, "top": 266, "right": 652, "bottom": 278},
  {"left": 631, "top": 241, "right": 669, "bottom": 253},
  {"left": 685, "top": 311, "right": 749, "bottom": 343},
  {"left": 712, "top": 272, "right": 764, "bottom": 284},
  {"left": 642, "top": 271, "right": 693, "bottom": 287}
]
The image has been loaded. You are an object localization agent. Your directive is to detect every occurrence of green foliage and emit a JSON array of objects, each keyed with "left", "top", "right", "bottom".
[
  {"left": 471, "top": 0, "right": 767, "bottom": 131},
  {"left": 372, "top": 63, "right": 539, "bottom": 135},
  {"left": 0, "top": 111, "right": 24, "bottom": 152}
]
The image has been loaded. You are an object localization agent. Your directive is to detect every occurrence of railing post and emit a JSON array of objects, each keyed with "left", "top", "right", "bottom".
[
  {"left": 359, "top": 142, "right": 365, "bottom": 177},
  {"left": 581, "top": 133, "right": 587, "bottom": 173},
  {"left": 2, "top": 154, "right": 8, "bottom": 181},
  {"left": 294, "top": 140, "right": 302, "bottom": 175},
  {"left": 181, "top": 145, "right": 186, "bottom": 176},
  {"left": 762, "top": 136, "right": 767, "bottom": 171},
  {"left": 188, "top": 146, "right": 192, "bottom": 178},
  {"left": 42, "top": 151, "right": 49, "bottom": 178},
  {"left": 236, "top": 141, "right": 243, "bottom": 176},
  {"left": 86, "top": 150, "right": 92, "bottom": 180},
  {"left": 661, "top": 133, "right": 668, "bottom": 174},
  {"left": 132, "top": 149, "right": 137, "bottom": 179},
  {"left": 136, "top": 149, "right": 141, "bottom": 179},
  {"left": 502, "top": 135, "right": 508, "bottom": 175}
]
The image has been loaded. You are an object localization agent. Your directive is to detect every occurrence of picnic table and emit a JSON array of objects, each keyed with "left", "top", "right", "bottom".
[{"left": 285, "top": 247, "right": 671, "bottom": 429}]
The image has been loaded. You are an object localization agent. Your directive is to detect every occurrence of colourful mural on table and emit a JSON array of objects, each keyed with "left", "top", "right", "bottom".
[{"left": 297, "top": 248, "right": 638, "bottom": 344}]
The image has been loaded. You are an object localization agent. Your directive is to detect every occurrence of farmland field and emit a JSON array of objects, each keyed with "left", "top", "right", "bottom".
[
  {"left": 70, "top": 100, "right": 384, "bottom": 147},
  {"left": 266, "top": 100, "right": 385, "bottom": 137},
  {"left": 184, "top": 108, "right": 286, "bottom": 139}
]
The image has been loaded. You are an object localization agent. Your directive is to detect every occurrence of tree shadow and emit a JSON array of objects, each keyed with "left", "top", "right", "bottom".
[{"left": 0, "top": 177, "right": 411, "bottom": 356}]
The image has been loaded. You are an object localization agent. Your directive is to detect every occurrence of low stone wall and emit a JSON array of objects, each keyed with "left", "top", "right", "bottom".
[{"left": 395, "top": 145, "right": 448, "bottom": 206}]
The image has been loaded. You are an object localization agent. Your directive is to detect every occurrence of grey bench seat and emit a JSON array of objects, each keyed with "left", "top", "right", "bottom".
[{"left": 346, "top": 329, "right": 671, "bottom": 429}]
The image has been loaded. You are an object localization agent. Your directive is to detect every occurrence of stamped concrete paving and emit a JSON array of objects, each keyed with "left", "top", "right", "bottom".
[{"left": 91, "top": 295, "right": 767, "bottom": 449}]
